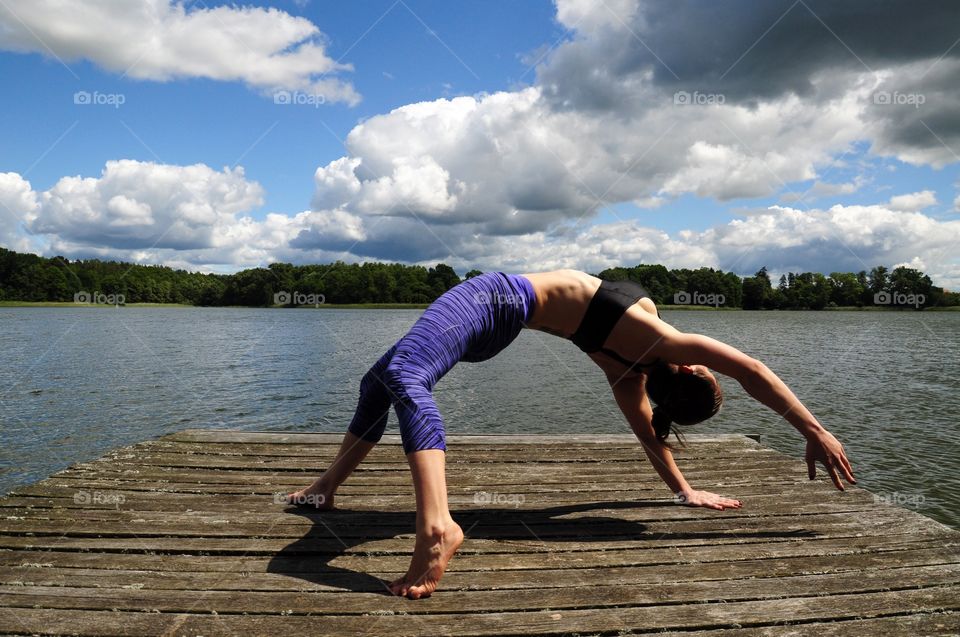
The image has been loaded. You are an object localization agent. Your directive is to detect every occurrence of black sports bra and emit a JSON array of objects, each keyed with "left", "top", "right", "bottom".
[{"left": 569, "top": 279, "right": 661, "bottom": 373}]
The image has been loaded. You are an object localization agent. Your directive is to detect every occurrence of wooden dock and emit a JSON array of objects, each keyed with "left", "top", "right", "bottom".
[{"left": 1, "top": 430, "right": 958, "bottom": 636}]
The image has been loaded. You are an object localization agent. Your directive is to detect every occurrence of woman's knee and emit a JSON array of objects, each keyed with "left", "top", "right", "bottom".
[
  {"left": 358, "top": 365, "right": 385, "bottom": 398},
  {"left": 382, "top": 360, "right": 415, "bottom": 404},
  {"left": 381, "top": 362, "right": 446, "bottom": 451}
]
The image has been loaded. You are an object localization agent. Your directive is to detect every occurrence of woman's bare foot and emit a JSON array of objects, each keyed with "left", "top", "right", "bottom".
[
  {"left": 285, "top": 477, "right": 335, "bottom": 510},
  {"left": 388, "top": 521, "right": 464, "bottom": 599}
]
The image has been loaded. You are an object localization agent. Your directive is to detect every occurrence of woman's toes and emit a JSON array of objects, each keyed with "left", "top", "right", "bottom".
[{"left": 408, "top": 584, "right": 432, "bottom": 599}]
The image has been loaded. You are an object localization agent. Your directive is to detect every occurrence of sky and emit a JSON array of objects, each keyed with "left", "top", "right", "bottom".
[{"left": 0, "top": 0, "right": 959, "bottom": 287}]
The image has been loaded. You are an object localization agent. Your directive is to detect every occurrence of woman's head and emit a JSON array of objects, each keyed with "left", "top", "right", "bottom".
[{"left": 645, "top": 361, "right": 722, "bottom": 446}]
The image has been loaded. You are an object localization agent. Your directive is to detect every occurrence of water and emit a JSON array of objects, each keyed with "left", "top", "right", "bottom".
[{"left": 1, "top": 307, "right": 957, "bottom": 529}]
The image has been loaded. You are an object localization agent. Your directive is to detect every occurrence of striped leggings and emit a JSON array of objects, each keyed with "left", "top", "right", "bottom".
[{"left": 346, "top": 272, "right": 536, "bottom": 454}]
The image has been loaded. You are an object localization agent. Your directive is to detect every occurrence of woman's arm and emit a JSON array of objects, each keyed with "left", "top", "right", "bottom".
[
  {"left": 655, "top": 332, "right": 857, "bottom": 490},
  {"left": 608, "top": 374, "right": 741, "bottom": 510}
]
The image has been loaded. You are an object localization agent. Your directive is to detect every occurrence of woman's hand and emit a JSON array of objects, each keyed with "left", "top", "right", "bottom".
[
  {"left": 676, "top": 489, "right": 742, "bottom": 510},
  {"left": 805, "top": 428, "right": 857, "bottom": 490}
]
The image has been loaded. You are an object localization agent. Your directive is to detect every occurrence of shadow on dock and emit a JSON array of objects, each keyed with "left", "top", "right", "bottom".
[{"left": 268, "top": 500, "right": 817, "bottom": 594}]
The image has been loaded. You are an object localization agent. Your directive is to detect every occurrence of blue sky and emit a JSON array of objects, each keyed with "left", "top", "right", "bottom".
[{"left": 0, "top": 0, "right": 958, "bottom": 285}]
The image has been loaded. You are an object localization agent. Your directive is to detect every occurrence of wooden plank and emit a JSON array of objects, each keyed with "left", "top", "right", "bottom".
[
  {"left": 51, "top": 459, "right": 799, "bottom": 479},
  {"left": 0, "top": 587, "right": 957, "bottom": 636},
  {"left": 160, "top": 429, "right": 761, "bottom": 445},
  {"left": 2, "top": 565, "right": 959, "bottom": 615},
  {"left": 5, "top": 479, "right": 869, "bottom": 506},
  {"left": 0, "top": 508, "right": 926, "bottom": 550},
  {"left": 0, "top": 528, "right": 953, "bottom": 571},
  {"left": 49, "top": 460, "right": 785, "bottom": 481},
  {"left": 3, "top": 545, "right": 954, "bottom": 592},
  {"left": 128, "top": 440, "right": 779, "bottom": 459},
  {"left": 650, "top": 613, "right": 960, "bottom": 637},
  {"left": 0, "top": 494, "right": 892, "bottom": 525},
  {"left": 0, "top": 534, "right": 950, "bottom": 576},
  {"left": 10, "top": 474, "right": 864, "bottom": 501},
  {"left": 55, "top": 454, "right": 796, "bottom": 472},
  {"left": 34, "top": 455, "right": 811, "bottom": 481}
]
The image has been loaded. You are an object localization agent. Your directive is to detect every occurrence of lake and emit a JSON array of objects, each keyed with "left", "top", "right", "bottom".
[{"left": 1, "top": 307, "right": 957, "bottom": 529}]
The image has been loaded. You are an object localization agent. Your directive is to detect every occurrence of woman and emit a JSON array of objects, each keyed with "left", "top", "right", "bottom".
[{"left": 287, "top": 269, "right": 856, "bottom": 599}]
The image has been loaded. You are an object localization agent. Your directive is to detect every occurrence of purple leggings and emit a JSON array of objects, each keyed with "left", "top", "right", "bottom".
[{"left": 347, "top": 272, "right": 536, "bottom": 454}]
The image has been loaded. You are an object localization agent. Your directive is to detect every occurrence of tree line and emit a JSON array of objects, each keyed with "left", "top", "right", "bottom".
[
  {"left": 0, "top": 246, "right": 955, "bottom": 309},
  {"left": 598, "top": 264, "right": 958, "bottom": 309}
]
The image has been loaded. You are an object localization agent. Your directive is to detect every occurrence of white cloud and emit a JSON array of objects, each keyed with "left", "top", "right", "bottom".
[
  {"left": 539, "top": 204, "right": 960, "bottom": 287},
  {"left": 6, "top": 160, "right": 376, "bottom": 270},
  {"left": 779, "top": 177, "right": 866, "bottom": 203},
  {"left": 888, "top": 190, "right": 937, "bottom": 211},
  {"left": 0, "top": 0, "right": 359, "bottom": 103},
  {"left": 554, "top": 0, "right": 640, "bottom": 35},
  {"left": 28, "top": 160, "right": 265, "bottom": 254},
  {"left": 892, "top": 256, "right": 927, "bottom": 272},
  {"left": 286, "top": 195, "right": 960, "bottom": 289},
  {"left": 698, "top": 204, "right": 959, "bottom": 280},
  {"left": 0, "top": 172, "right": 38, "bottom": 251},
  {"left": 354, "top": 155, "right": 461, "bottom": 218},
  {"left": 6, "top": 159, "right": 960, "bottom": 290},
  {"left": 301, "top": 78, "right": 867, "bottom": 244},
  {"left": 634, "top": 195, "right": 666, "bottom": 209}
]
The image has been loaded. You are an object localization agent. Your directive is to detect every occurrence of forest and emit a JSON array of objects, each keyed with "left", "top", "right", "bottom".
[{"left": 0, "top": 246, "right": 955, "bottom": 309}]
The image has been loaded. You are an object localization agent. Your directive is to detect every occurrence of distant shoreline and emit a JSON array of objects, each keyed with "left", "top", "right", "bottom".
[{"left": 1, "top": 301, "right": 957, "bottom": 311}]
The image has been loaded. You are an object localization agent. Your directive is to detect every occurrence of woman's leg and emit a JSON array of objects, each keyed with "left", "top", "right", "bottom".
[
  {"left": 387, "top": 449, "right": 463, "bottom": 599},
  {"left": 376, "top": 289, "right": 483, "bottom": 597},
  {"left": 286, "top": 344, "right": 398, "bottom": 508},
  {"left": 285, "top": 431, "right": 376, "bottom": 509}
]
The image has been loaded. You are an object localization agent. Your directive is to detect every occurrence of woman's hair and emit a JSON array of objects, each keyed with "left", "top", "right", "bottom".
[{"left": 645, "top": 361, "right": 723, "bottom": 448}]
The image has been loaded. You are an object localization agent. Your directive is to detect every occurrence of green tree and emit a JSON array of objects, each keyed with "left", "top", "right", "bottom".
[
  {"left": 868, "top": 266, "right": 889, "bottom": 295},
  {"left": 427, "top": 264, "right": 460, "bottom": 297},
  {"left": 742, "top": 267, "right": 772, "bottom": 310},
  {"left": 828, "top": 272, "right": 864, "bottom": 307},
  {"left": 889, "top": 266, "right": 933, "bottom": 308}
]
